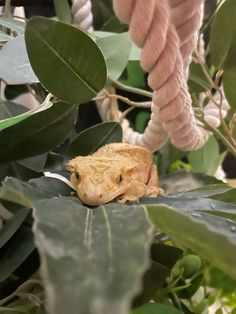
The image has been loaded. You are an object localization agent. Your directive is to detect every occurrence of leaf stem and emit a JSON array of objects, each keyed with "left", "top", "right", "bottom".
[{"left": 110, "top": 78, "right": 153, "bottom": 98}]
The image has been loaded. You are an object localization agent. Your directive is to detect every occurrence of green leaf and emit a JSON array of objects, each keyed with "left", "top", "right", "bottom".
[
  {"left": 133, "top": 261, "right": 169, "bottom": 308},
  {"left": 0, "top": 101, "right": 28, "bottom": 120},
  {"left": 96, "top": 32, "right": 132, "bottom": 80},
  {"left": 0, "top": 102, "right": 77, "bottom": 162},
  {"left": 0, "top": 226, "right": 35, "bottom": 282},
  {"left": 32, "top": 198, "right": 153, "bottom": 314},
  {"left": 44, "top": 152, "right": 64, "bottom": 171},
  {"left": 160, "top": 171, "right": 222, "bottom": 194},
  {"left": 129, "top": 44, "right": 141, "bottom": 61},
  {"left": 91, "top": 0, "right": 114, "bottom": 30},
  {"left": 0, "top": 17, "right": 25, "bottom": 34},
  {"left": 150, "top": 243, "right": 182, "bottom": 269},
  {"left": 0, "top": 98, "right": 52, "bottom": 132},
  {"left": 25, "top": 17, "right": 107, "bottom": 104},
  {"left": 120, "top": 61, "right": 146, "bottom": 89},
  {"left": 201, "top": 209, "right": 236, "bottom": 222},
  {"left": 142, "top": 196, "right": 236, "bottom": 213},
  {"left": 0, "top": 207, "right": 29, "bottom": 249},
  {"left": 101, "top": 15, "right": 128, "bottom": 33},
  {"left": 0, "top": 36, "right": 38, "bottom": 84},
  {"left": 131, "top": 302, "right": 181, "bottom": 314},
  {"left": 53, "top": 0, "right": 72, "bottom": 24},
  {"left": 207, "top": 267, "right": 236, "bottom": 293},
  {"left": 210, "top": 0, "right": 236, "bottom": 68},
  {"left": 214, "top": 1, "right": 236, "bottom": 110},
  {"left": 65, "top": 122, "right": 122, "bottom": 159},
  {"left": 17, "top": 154, "right": 47, "bottom": 173},
  {"left": 147, "top": 204, "right": 236, "bottom": 280},
  {"left": 223, "top": 63, "right": 236, "bottom": 110},
  {"left": 188, "top": 136, "right": 223, "bottom": 175},
  {"left": 134, "top": 112, "right": 150, "bottom": 133},
  {"left": 0, "top": 176, "right": 72, "bottom": 208},
  {"left": 188, "top": 62, "right": 212, "bottom": 93},
  {"left": 133, "top": 244, "right": 182, "bottom": 308},
  {"left": 173, "top": 184, "right": 236, "bottom": 203},
  {"left": 0, "top": 162, "right": 40, "bottom": 182}
]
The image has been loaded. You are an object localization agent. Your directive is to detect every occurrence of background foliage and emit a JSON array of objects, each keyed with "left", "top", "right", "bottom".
[{"left": 0, "top": 1, "right": 236, "bottom": 314}]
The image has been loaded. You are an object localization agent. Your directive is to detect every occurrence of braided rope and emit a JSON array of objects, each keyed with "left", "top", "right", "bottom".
[
  {"left": 72, "top": 0, "right": 94, "bottom": 32},
  {"left": 72, "top": 0, "right": 229, "bottom": 152},
  {"left": 72, "top": 0, "right": 168, "bottom": 150}
]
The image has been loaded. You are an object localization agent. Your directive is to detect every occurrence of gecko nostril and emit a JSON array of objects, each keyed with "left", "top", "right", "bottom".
[{"left": 99, "top": 194, "right": 102, "bottom": 198}]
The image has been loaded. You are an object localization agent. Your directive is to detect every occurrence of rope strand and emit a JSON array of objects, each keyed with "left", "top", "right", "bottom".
[{"left": 72, "top": 0, "right": 230, "bottom": 152}]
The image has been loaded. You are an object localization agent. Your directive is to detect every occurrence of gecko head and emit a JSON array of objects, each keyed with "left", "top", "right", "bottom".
[{"left": 66, "top": 156, "right": 133, "bottom": 206}]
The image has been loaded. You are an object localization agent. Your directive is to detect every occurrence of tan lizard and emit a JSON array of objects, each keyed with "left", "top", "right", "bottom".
[{"left": 66, "top": 143, "right": 164, "bottom": 206}]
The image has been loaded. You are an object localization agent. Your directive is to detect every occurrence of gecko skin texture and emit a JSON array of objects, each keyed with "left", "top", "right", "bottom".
[{"left": 67, "top": 143, "right": 164, "bottom": 206}]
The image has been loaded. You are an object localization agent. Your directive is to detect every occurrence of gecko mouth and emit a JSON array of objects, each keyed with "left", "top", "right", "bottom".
[{"left": 78, "top": 183, "right": 130, "bottom": 206}]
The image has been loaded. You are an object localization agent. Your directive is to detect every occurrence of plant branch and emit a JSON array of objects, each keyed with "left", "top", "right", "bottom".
[
  {"left": 94, "top": 90, "right": 152, "bottom": 109},
  {"left": 0, "top": 279, "right": 42, "bottom": 306},
  {"left": 4, "top": 0, "right": 12, "bottom": 18},
  {"left": 110, "top": 78, "right": 153, "bottom": 99},
  {"left": 199, "top": 116, "right": 236, "bottom": 158},
  {"left": 193, "top": 49, "right": 236, "bottom": 148}
]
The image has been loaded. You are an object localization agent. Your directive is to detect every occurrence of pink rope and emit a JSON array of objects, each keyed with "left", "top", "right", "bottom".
[{"left": 113, "top": 0, "right": 208, "bottom": 150}]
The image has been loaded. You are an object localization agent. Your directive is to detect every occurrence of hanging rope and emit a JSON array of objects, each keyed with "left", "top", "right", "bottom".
[{"left": 72, "top": 0, "right": 229, "bottom": 152}]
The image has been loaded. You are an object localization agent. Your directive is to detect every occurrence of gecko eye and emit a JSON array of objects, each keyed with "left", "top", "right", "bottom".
[
  {"left": 116, "top": 173, "right": 123, "bottom": 184},
  {"left": 75, "top": 172, "right": 81, "bottom": 182}
]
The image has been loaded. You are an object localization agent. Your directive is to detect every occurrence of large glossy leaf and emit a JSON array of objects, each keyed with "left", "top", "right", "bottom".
[
  {"left": 96, "top": 32, "right": 132, "bottom": 80},
  {"left": 25, "top": 17, "right": 107, "bottom": 104},
  {"left": 33, "top": 198, "right": 153, "bottom": 314},
  {"left": 0, "top": 176, "right": 72, "bottom": 208},
  {"left": 65, "top": 122, "right": 123, "bottom": 159},
  {"left": 0, "top": 176, "right": 153, "bottom": 314},
  {"left": 188, "top": 136, "right": 223, "bottom": 175},
  {"left": 0, "top": 36, "right": 38, "bottom": 84},
  {"left": 147, "top": 204, "right": 236, "bottom": 280},
  {"left": 210, "top": 0, "right": 236, "bottom": 68},
  {"left": 0, "top": 102, "right": 77, "bottom": 162},
  {"left": 131, "top": 302, "right": 181, "bottom": 314},
  {"left": 0, "top": 17, "right": 25, "bottom": 34}
]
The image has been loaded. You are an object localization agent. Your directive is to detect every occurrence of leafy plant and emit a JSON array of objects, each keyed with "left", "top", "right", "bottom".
[{"left": 0, "top": 1, "right": 236, "bottom": 314}]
